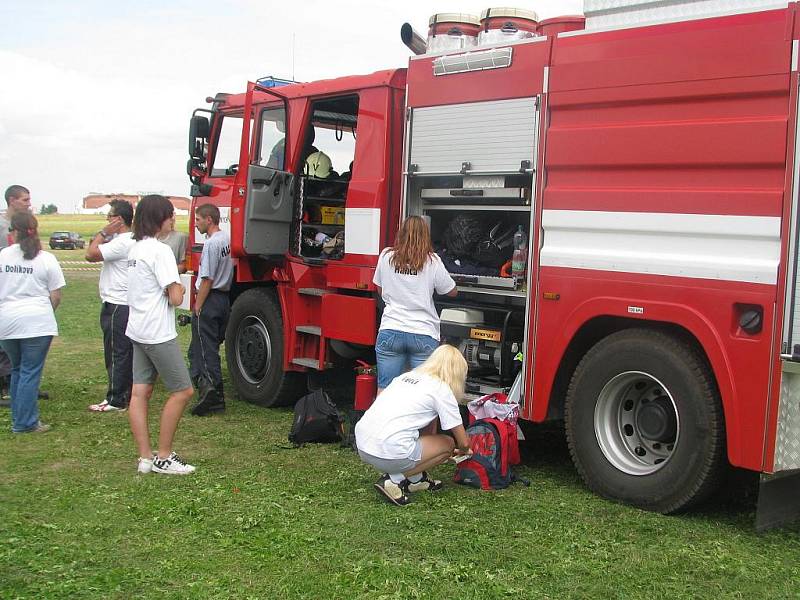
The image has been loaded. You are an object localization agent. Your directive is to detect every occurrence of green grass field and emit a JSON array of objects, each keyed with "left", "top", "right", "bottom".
[
  {"left": 35, "top": 214, "right": 191, "bottom": 239},
  {"left": 2, "top": 216, "right": 800, "bottom": 599}
]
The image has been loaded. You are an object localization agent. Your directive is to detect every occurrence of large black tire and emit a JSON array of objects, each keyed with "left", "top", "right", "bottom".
[
  {"left": 225, "top": 288, "right": 305, "bottom": 407},
  {"left": 564, "top": 329, "right": 726, "bottom": 513}
]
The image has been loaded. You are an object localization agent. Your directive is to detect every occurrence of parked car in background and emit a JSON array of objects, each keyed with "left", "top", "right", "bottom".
[{"left": 49, "top": 231, "right": 85, "bottom": 250}]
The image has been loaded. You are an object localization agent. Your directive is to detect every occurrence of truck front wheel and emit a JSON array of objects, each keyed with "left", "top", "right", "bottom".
[
  {"left": 564, "top": 329, "right": 725, "bottom": 513},
  {"left": 225, "top": 288, "right": 305, "bottom": 407}
]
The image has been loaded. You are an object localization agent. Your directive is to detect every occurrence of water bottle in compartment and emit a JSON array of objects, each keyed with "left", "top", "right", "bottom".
[{"left": 511, "top": 225, "right": 528, "bottom": 282}]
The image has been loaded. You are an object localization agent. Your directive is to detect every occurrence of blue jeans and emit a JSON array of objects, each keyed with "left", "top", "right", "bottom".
[
  {"left": 0, "top": 336, "right": 53, "bottom": 433},
  {"left": 375, "top": 329, "right": 438, "bottom": 388}
]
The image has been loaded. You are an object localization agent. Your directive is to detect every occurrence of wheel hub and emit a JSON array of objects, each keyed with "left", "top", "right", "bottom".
[
  {"left": 594, "top": 371, "right": 680, "bottom": 476},
  {"left": 236, "top": 317, "right": 272, "bottom": 385},
  {"left": 636, "top": 396, "right": 677, "bottom": 442}
]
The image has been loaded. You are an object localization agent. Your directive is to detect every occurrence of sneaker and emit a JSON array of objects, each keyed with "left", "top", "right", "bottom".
[
  {"left": 137, "top": 457, "right": 153, "bottom": 474},
  {"left": 13, "top": 421, "right": 51, "bottom": 434},
  {"left": 152, "top": 452, "right": 196, "bottom": 475},
  {"left": 89, "top": 401, "right": 126, "bottom": 412},
  {"left": 407, "top": 471, "right": 443, "bottom": 493},
  {"left": 373, "top": 474, "right": 411, "bottom": 506}
]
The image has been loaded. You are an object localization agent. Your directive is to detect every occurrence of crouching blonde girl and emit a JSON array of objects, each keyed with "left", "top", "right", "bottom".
[{"left": 355, "top": 345, "right": 470, "bottom": 506}]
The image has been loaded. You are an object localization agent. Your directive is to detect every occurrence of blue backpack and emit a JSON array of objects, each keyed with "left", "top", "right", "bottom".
[{"left": 453, "top": 418, "right": 529, "bottom": 490}]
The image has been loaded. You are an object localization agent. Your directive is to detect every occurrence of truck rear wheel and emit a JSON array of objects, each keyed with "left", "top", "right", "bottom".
[
  {"left": 225, "top": 288, "right": 305, "bottom": 407},
  {"left": 564, "top": 329, "right": 725, "bottom": 513}
]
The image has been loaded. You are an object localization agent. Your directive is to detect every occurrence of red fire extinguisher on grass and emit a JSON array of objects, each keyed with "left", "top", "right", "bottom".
[{"left": 354, "top": 360, "right": 377, "bottom": 411}]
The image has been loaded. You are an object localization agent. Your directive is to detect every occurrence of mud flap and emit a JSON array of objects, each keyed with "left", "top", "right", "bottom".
[{"left": 755, "top": 470, "right": 800, "bottom": 532}]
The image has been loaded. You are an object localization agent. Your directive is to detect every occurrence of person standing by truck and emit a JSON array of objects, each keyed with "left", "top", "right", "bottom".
[
  {"left": 158, "top": 214, "right": 188, "bottom": 274},
  {"left": 85, "top": 199, "right": 136, "bottom": 412},
  {"left": 126, "top": 195, "right": 195, "bottom": 475},
  {"left": 373, "top": 216, "right": 457, "bottom": 392},
  {"left": 0, "top": 212, "right": 65, "bottom": 433},
  {"left": 188, "top": 203, "right": 233, "bottom": 416}
]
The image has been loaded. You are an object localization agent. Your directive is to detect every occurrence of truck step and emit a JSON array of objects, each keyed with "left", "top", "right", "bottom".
[
  {"left": 298, "top": 287, "right": 329, "bottom": 297},
  {"left": 296, "top": 325, "right": 321, "bottom": 335},
  {"left": 292, "top": 358, "right": 321, "bottom": 369}
]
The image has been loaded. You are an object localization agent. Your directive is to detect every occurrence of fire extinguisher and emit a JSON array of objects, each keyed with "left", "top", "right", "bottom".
[{"left": 354, "top": 360, "right": 377, "bottom": 411}]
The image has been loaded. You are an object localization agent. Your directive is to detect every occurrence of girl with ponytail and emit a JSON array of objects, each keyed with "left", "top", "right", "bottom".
[{"left": 0, "top": 212, "right": 65, "bottom": 433}]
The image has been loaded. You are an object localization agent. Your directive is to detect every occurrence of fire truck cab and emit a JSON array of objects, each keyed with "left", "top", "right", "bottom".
[
  {"left": 186, "top": 1, "right": 800, "bottom": 526},
  {"left": 188, "top": 70, "right": 407, "bottom": 398}
]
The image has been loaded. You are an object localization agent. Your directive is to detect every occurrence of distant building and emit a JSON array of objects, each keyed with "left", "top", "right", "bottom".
[{"left": 80, "top": 193, "right": 190, "bottom": 216}]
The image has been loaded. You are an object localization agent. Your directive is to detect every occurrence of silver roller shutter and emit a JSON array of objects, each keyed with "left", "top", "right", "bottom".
[{"left": 409, "top": 97, "right": 538, "bottom": 175}]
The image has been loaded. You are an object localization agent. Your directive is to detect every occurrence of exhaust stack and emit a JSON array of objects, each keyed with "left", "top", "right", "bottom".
[{"left": 401, "top": 23, "right": 427, "bottom": 55}]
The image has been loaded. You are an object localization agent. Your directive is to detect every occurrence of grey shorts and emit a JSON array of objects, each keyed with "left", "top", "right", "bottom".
[
  {"left": 132, "top": 338, "right": 192, "bottom": 392},
  {"left": 358, "top": 440, "right": 423, "bottom": 474}
]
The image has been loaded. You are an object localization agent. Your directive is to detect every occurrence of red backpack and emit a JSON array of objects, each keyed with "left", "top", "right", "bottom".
[{"left": 453, "top": 417, "right": 529, "bottom": 490}]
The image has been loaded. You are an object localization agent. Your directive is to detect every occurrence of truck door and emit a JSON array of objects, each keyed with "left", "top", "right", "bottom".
[{"left": 241, "top": 92, "right": 294, "bottom": 257}]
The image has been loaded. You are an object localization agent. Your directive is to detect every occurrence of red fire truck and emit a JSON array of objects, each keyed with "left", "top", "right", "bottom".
[{"left": 185, "top": 1, "right": 800, "bottom": 526}]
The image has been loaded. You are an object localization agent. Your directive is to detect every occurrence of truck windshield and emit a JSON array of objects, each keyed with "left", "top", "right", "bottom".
[{"left": 210, "top": 112, "right": 244, "bottom": 177}]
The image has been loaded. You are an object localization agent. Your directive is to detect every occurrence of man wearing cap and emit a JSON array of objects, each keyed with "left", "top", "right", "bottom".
[
  {"left": 0, "top": 185, "right": 32, "bottom": 407},
  {"left": 189, "top": 203, "right": 233, "bottom": 416}
]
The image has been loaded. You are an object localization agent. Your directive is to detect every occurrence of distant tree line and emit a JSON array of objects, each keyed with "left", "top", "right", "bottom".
[{"left": 39, "top": 204, "right": 58, "bottom": 215}]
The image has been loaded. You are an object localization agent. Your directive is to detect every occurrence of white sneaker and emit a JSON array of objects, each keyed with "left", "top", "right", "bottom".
[
  {"left": 137, "top": 457, "right": 153, "bottom": 474},
  {"left": 152, "top": 452, "right": 196, "bottom": 475},
  {"left": 89, "top": 401, "right": 125, "bottom": 412}
]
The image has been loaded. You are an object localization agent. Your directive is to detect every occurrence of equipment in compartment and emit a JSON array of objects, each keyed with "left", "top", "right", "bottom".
[
  {"left": 439, "top": 307, "right": 522, "bottom": 392},
  {"left": 296, "top": 175, "right": 347, "bottom": 260},
  {"left": 443, "top": 213, "right": 485, "bottom": 258},
  {"left": 450, "top": 273, "right": 519, "bottom": 290},
  {"left": 319, "top": 206, "right": 345, "bottom": 225},
  {"left": 434, "top": 212, "right": 524, "bottom": 285},
  {"left": 420, "top": 186, "right": 529, "bottom": 205}
]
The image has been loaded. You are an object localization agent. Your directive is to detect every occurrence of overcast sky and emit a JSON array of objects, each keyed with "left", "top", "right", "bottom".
[{"left": 0, "top": 0, "right": 582, "bottom": 213}]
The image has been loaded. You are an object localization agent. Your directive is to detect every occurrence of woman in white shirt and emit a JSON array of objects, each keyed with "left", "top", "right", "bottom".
[
  {"left": 373, "top": 216, "right": 457, "bottom": 392},
  {"left": 355, "top": 345, "right": 471, "bottom": 506},
  {"left": 126, "top": 195, "right": 195, "bottom": 476},
  {"left": 0, "top": 213, "right": 65, "bottom": 433}
]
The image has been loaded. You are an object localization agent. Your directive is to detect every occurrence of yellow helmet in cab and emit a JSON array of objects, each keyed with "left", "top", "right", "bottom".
[{"left": 304, "top": 150, "right": 332, "bottom": 179}]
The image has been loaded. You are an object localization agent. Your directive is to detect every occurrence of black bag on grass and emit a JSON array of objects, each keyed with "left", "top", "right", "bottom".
[{"left": 289, "top": 389, "right": 344, "bottom": 445}]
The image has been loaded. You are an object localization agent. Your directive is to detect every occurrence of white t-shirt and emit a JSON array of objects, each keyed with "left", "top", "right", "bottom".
[
  {"left": 98, "top": 232, "right": 136, "bottom": 305},
  {"left": 125, "top": 237, "right": 181, "bottom": 344},
  {"left": 355, "top": 372, "right": 463, "bottom": 460},
  {"left": 0, "top": 245, "right": 65, "bottom": 339},
  {"left": 373, "top": 249, "right": 456, "bottom": 341}
]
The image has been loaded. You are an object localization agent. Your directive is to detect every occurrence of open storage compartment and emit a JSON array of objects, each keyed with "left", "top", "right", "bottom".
[
  {"left": 404, "top": 96, "right": 540, "bottom": 398},
  {"left": 407, "top": 173, "right": 533, "bottom": 296}
]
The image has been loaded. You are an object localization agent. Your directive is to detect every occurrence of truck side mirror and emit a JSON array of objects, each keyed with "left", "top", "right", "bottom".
[{"left": 188, "top": 115, "right": 210, "bottom": 160}]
